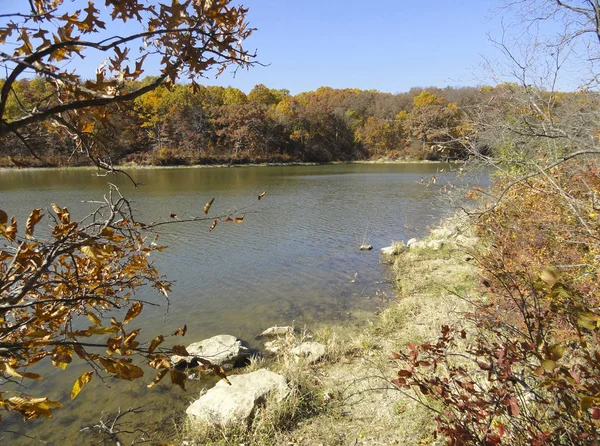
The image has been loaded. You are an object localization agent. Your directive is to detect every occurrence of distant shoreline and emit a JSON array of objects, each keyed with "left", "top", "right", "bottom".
[{"left": 0, "top": 159, "right": 453, "bottom": 173}]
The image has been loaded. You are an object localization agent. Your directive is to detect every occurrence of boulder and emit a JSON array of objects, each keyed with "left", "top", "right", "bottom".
[
  {"left": 260, "top": 326, "right": 293, "bottom": 337},
  {"left": 291, "top": 341, "right": 326, "bottom": 363},
  {"left": 186, "top": 369, "right": 290, "bottom": 427},
  {"left": 172, "top": 334, "right": 249, "bottom": 370}
]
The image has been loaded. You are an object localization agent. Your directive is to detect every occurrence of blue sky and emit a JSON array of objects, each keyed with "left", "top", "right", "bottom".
[
  {"left": 1, "top": 0, "right": 562, "bottom": 94},
  {"left": 231, "top": 0, "right": 500, "bottom": 93}
]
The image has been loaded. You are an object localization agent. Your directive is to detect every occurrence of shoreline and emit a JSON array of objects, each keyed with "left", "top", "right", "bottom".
[
  {"left": 180, "top": 214, "right": 479, "bottom": 445},
  {"left": 0, "top": 159, "right": 455, "bottom": 173}
]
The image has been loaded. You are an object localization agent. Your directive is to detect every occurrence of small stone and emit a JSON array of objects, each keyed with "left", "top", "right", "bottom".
[
  {"left": 406, "top": 238, "right": 418, "bottom": 247},
  {"left": 359, "top": 244, "right": 373, "bottom": 251}
]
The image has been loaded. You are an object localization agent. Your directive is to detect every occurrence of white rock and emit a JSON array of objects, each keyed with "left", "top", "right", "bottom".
[
  {"left": 359, "top": 244, "right": 373, "bottom": 251},
  {"left": 260, "top": 326, "right": 293, "bottom": 337},
  {"left": 427, "top": 239, "right": 444, "bottom": 250},
  {"left": 406, "top": 238, "right": 418, "bottom": 247},
  {"left": 186, "top": 369, "right": 290, "bottom": 427},
  {"left": 263, "top": 339, "right": 285, "bottom": 356},
  {"left": 380, "top": 246, "right": 395, "bottom": 255},
  {"left": 172, "top": 334, "right": 249, "bottom": 370},
  {"left": 291, "top": 341, "right": 326, "bottom": 363}
]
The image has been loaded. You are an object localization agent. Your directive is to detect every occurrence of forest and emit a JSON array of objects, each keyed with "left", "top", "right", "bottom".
[{"left": 3, "top": 78, "right": 590, "bottom": 167}]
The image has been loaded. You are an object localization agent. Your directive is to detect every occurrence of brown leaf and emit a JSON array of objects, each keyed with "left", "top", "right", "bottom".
[
  {"left": 173, "top": 325, "right": 187, "bottom": 337},
  {"left": 3, "top": 216, "right": 17, "bottom": 242},
  {"left": 209, "top": 219, "right": 218, "bottom": 231},
  {"left": 0, "top": 209, "right": 7, "bottom": 227},
  {"left": 124, "top": 301, "right": 143, "bottom": 324},
  {"left": 170, "top": 369, "right": 187, "bottom": 391},
  {"left": 51, "top": 345, "right": 73, "bottom": 370},
  {"left": 25, "top": 209, "right": 44, "bottom": 239},
  {"left": 149, "top": 335, "right": 165, "bottom": 353},
  {"left": 234, "top": 215, "right": 245, "bottom": 223},
  {"left": 71, "top": 371, "right": 93, "bottom": 400},
  {"left": 204, "top": 198, "right": 215, "bottom": 214},
  {"left": 171, "top": 345, "right": 189, "bottom": 356},
  {"left": 212, "top": 365, "right": 231, "bottom": 385},
  {"left": 258, "top": 192, "right": 266, "bottom": 200},
  {"left": 170, "top": 213, "right": 178, "bottom": 219}
]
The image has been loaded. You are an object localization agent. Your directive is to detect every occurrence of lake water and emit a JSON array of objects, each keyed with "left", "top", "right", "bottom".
[{"left": 0, "top": 163, "right": 463, "bottom": 444}]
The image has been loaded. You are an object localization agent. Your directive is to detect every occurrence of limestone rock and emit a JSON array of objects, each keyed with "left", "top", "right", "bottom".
[
  {"left": 263, "top": 339, "right": 286, "bottom": 356},
  {"left": 406, "top": 238, "right": 418, "bottom": 248},
  {"left": 260, "top": 326, "right": 293, "bottom": 337},
  {"left": 186, "top": 369, "right": 290, "bottom": 427},
  {"left": 172, "top": 334, "right": 249, "bottom": 370},
  {"left": 291, "top": 341, "right": 326, "bottom": 363},
  {"left": 380, "top": 246, "right": 395, "bottom": 256}
]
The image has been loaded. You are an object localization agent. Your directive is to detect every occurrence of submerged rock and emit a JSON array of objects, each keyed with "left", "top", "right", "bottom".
[
  {"left": 171, "top": 334, "right": 249, "bottom": 370},
  {"left": 291, "top": 341, "right": 326, "bottom": 363},
  {"left": 186, "top": 369, "right": 290, "bottom": 427},
  {"left": 260, "top": 326, "right": 293, "bottom": 337},
  {"left": 359, "top": 244, "right": 373, "bottom": 251}
]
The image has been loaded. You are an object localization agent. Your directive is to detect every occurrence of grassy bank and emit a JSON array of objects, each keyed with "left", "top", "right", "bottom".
[{"left": 178, "top": 216, "right": 480, "bottom": 445}]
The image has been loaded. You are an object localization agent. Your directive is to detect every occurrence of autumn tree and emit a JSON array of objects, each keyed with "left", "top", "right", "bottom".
[
  {"left": 0, "top": 0, "right": 255, "bottom": 170},
  {"left": 0, "top": 0, "right": 257, "bottom": 423},
  {"left": 391, "top": 1, "right": 600, "bottom": 444}
]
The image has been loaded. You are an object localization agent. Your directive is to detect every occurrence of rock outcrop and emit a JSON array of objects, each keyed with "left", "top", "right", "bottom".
[{"left": 186, "top": 369, "right": 290, "bottom": 427}]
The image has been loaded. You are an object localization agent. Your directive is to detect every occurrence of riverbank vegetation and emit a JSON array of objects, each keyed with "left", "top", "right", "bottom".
[{"left": 3, "top": 77, "right": 597, "bottom": 168}]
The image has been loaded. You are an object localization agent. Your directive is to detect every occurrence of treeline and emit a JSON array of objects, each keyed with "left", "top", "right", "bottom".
[{"left": 0, "top": 78, "right": 593, "bottom": 167}]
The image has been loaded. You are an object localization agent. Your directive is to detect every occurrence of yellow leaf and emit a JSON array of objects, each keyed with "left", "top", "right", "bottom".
[
  {"left": 87, "top": 325, "right": 119, "bottom": 335},
  {"left": 3, "top": 217, "right": 17, "bottom": 242},
  {"left": 234, "top": 215, "right": 245, "bottom": 223},
  {"left": 124, "top": 301, "right": 143, "bottom": 324},
  {"left": 147, "top": 368, "right": 169, "bottom": 388},
  {"left": 25, "top": 209, "right": 44, "bottom": 239},
  {"left": 71, "top": 371, "right": 93, "bottom": 399},
  {"left": 149, "top": 335, "right": 165, "bottom": 353},
  {"left": 204, "top": 198, "right": 215, "bottom": 214},
  {"left": 0, "top": 361, "right": 23, "bottom": 378},
  {"left": 87, "top": 312, "right": 102, "bottom": 326},
  {"left": 258, "top": 192, "right": 266, "bottom": 201}
]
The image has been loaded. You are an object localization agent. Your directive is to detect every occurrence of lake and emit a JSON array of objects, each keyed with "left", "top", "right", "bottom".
[{"left": 0, "top": 163, "right": 464, "bottom": 444}]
